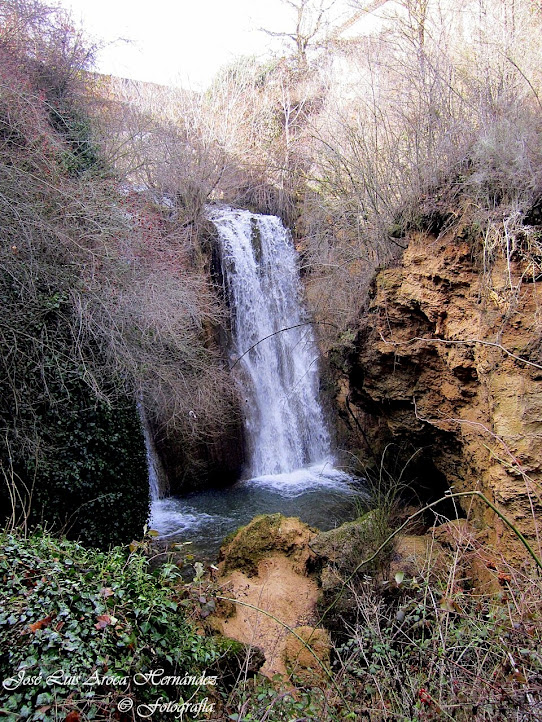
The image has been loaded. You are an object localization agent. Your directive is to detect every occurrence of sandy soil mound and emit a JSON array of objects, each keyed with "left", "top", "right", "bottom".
[{"left": 213, "top": 514, "right": 322, "bottom": 677}]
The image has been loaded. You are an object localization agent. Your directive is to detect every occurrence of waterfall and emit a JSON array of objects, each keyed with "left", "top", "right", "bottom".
[
  {"left": 137, "top": 402, "right": 166, "bottom": 502},
  {"left": 209, "top": 207, "right": 332, "bottom": 478},
  {"left": 146, "top": 207, "right": 358, "bottom": 550}
]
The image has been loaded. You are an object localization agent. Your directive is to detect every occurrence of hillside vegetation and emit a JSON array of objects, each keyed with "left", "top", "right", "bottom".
[{"left": 0, "top": 0, "right": 237, "bottom": 541}]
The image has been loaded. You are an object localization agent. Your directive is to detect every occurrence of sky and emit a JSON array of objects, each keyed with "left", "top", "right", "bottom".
[{"left": 56, "top": 0, "right": 300, "bottom": 89}]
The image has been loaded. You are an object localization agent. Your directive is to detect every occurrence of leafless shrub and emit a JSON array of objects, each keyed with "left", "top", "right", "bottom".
[
  {"left": 1, "top": 0, "right": 239, "bottom": 481},
  {"left": 330, "top": 525, "right": 542, "bottom": 720},
  {"left": 292, "top": 0, "right": 542, "bottom": 345},
  {"left": 74, "top": 193, "right": 239, "bottom": 440}
]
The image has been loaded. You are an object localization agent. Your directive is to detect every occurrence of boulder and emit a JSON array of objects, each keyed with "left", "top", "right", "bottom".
[
  {"left": 389, "top": 534, "right": 449, "bottom": 583},
  {"left": 213, "top": 515, "right": 321, "bottom": 678},
  {"left": 310, "top": 510, "right": 394, "bottom": 635},
  {"left": 309, "top": 509, "right": 392, "bottom": 576},
  {"left": 218, "top": 513, "right": 316, "bottom": 577}
]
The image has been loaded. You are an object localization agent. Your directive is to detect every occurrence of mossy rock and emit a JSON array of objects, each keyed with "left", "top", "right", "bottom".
[
  {"left": 309, "top": 509, "right": 392, "bottom": 575},
  {"left": 311, "top": 510, "right": 394, "bottom": 636},
  {"left": 218, "top": 513, "right": 316, "bottom": 577}
]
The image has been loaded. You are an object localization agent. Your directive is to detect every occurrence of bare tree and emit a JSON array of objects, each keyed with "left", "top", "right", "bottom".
[{"left": 261, "top": 0, "right": 339, "bottom": 68}]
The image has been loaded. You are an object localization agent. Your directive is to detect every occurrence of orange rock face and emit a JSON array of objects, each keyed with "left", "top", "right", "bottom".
[
  {"left": 335, "top": 229, "right": 542, "bottom": 571},
  {"left": 213, "top": 515, "right": 323, "bottom": 678}
]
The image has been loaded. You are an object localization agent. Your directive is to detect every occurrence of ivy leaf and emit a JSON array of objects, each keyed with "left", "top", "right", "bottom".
[{"left": 95, "top": 614, "right": 117, "bottom": 630}]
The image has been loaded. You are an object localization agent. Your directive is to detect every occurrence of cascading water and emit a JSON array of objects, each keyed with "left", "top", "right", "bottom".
[
  {"left": 209, "top": 207, "right": 331, "bottom": 477},
  {"left": 148, "top": 207, "right": 362, "bottom": 557},
  {"left": 137, "top": 402, "right": 165, "bottom": 502}
]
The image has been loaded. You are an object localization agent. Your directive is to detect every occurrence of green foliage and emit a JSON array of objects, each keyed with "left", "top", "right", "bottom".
[
  {"left": 24, "top": 386, "right": 149, "bottom": 548},
  {"left": 0, "top": 531, "right": 222, "bottom": 721},
  {"left": 226, "top": 675, "right": 347, "bottom": 721},
  {"left": 0, "top": 281, "right": 149, "bottom": 548},
  {"left": 50, "top": 104, "right": 103, "bottom": 176}
]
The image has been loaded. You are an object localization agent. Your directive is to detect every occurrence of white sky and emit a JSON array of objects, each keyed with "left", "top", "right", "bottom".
[
  {"left": 56, "top": 0, "right": 389, "bottom": 90},
  {"left": 56, "top": 0, "right": 301, "bottom": 89}
]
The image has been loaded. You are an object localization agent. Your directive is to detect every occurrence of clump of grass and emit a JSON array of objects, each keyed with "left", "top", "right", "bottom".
[{"left": 327, "top": 519, "right": 542, "bottom": 721}]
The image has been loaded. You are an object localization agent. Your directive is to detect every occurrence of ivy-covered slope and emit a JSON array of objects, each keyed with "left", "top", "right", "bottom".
[{"left": 0, "top": 531, "right": 224, "bottom": 720}]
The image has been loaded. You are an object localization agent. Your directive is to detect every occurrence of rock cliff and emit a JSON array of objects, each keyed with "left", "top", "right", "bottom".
[{"left": 335, "top": 225, "right": 542, "bottom": 569}]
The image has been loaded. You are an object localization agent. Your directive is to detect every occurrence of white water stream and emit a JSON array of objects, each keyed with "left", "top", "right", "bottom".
[
  {"left": 210, "top": 207, "right": 331, "bottom": 476},
  {"left": 148, "top": 207, "right": 361, "bottom": 556}
]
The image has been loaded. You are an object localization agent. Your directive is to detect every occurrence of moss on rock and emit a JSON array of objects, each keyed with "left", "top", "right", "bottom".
[
  {"left": 218, "top": 513, "right": 316, "bottom": 577},
  {"left": 310, "top": 510, "right": 394, "bottom": 636},
  {"left": 309, "top": 509, "right": 393, "bottom": 575},
  {"left": 209, "top": 635, "right": 265, "bottom": 688}
]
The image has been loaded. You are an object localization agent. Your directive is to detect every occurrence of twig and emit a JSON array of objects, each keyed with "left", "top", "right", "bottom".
[
  {"left": 229, "top": 321, "right": 338, "bottom": 370},
  {"left": 215, "top": 595, "right": 352, "bottom": 713},
  {"left": 379, "top": 333, "right": 542, "bottom": 371}
]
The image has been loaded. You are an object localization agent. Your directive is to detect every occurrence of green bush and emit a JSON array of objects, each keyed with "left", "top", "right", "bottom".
[
  {"left": 21, "top": 382, "right": 150, "bottom": 549},
  {"left": 0, "top": 531, "right": 223, "bottom": 721},
  {"left": 0, "top": 283, "right": 149, "bottom": 548}
]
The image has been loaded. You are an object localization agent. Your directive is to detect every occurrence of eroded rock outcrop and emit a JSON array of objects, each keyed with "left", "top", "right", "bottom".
[
  {"left": 335, "top": 228, "right": 542, "bottom": 569},
  {"left": 211, "top": 514, "right": 326, "bottom": 678}
]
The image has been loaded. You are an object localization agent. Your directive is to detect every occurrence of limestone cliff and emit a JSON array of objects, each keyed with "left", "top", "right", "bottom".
[{"left": 335, "top": 225, "right": 542, "bottom": 569}]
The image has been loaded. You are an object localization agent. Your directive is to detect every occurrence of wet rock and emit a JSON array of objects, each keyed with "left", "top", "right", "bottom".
[{"left": 154, "top": 411, "right": 246, "bottom": 494}]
